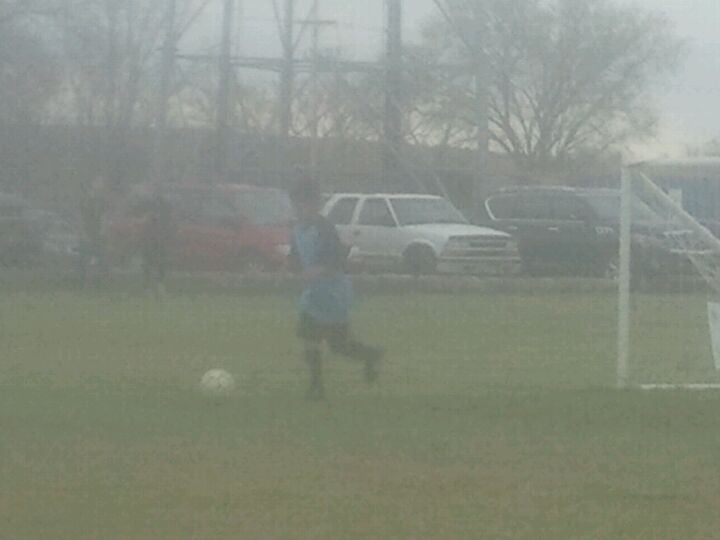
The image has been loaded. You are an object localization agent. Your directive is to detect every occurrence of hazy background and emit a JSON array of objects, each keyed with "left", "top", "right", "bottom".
[{"left": 188, "top": 0, "right": 719, "bottom": 158}]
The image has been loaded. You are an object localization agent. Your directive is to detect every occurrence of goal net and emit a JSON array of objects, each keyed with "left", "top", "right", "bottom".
[{"left": 618, "top": 160, "right": 720, "bottom": 390}]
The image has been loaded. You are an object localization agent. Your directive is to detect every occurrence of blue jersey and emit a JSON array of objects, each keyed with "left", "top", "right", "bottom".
[{"left": 290, "top": 217, "right": 352, "bottom": 325}]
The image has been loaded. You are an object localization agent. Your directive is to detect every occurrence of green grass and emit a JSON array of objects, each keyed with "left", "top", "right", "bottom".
[{"left": 2, "top": 289, "right": 720, "bottom": 539}]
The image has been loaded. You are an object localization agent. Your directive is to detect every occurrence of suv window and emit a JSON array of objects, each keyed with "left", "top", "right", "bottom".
[
  {"left": 487, "top": 195, "right": 517, "bottom": 219},
  {"left": 359, "top": 199, "right": 396, "bottom": 227},
  {"left": 327, "top": 197, "right": 358, "bottom": 225},
  {"left": 551, "top": 194, "right": 591, "bottom": 221},
  {"left": 514, "top": 193, "right": 554, "bottom": 220},
  {"left": 490, "top": 190, "right": 600, "bottom": 221}
]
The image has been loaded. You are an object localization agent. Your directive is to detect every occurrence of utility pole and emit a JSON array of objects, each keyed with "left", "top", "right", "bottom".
[
  {"left": 431, "top": 0, "right": 489, "bottom": 211},
  {"left": 277, "top": 0, "right": 295, "bottom": 186},
  {"left": 105, "top": 1, "right": 120, "bottom": 185},
  {"left": 216, "top": 0, "right": 236, "bottom": 182},
  {"left": 105, "top": 2, "right": 119, "bottom": 128},
  {"left": 472, "top": 8, "right": 489, "bottom": 215},
  {"left": 309, "top": 0, "right": 320, "bottom": 174},
  {"left": 155, "top": 0, "right": 178, "bottom": 182},
  {"left": 279, "top": 0, "right": 294, "bottom": 138},
  {"left": 299, "top": 1, "right": 335, "bottom": 178},
  {"left": 384, "top": 0, "right": 403, "bottom": 189}
]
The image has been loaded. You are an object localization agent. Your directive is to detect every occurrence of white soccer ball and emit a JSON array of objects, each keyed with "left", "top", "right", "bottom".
[{"left": 200, "top": 369, "right": 236, "bottom": 397}]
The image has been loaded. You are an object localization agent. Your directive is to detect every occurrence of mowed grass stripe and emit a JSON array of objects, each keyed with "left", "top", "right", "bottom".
[{"left": 2, "top": 291, "right": 720, "bottom": 539}]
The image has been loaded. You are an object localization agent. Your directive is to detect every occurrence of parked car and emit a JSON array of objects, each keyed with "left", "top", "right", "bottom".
[
  {"left": 104, "top": 183, "right": 292, "bottom": 273},
  {"left": 481, "top": 186, "right": 688, "bottom": 277},
  {"left": 322, "top": 193, "right": 521, "bottom": 275}
]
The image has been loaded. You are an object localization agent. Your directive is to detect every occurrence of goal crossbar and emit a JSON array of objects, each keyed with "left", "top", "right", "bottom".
[{"left": 638, "top": 384, "right": 720, "bottom": 391}]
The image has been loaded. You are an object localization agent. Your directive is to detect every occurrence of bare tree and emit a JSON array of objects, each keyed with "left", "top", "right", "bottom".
[
  {"left": 48, "top": 0, "right": 204, "bottom": 127},
  {"left": 289, "top": 69, "right": 383, "bottom": 141},
  {"left": 697, "top": 140, "right": 720, "bottom": 157},
  {"left": 40, "top": 0, "right": 206, "bottom": 186},
  {"left": 419, "top": 0, "right": 684, "bottom": 171},
  {"left": 0, "top": 1, "right": 59, "bottom": 123},
  {"left": 53, "top": 0, "right": 162, "bottom": 127}
]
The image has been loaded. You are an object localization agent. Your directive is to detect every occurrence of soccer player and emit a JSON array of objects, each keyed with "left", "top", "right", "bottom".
[{"left": 289, "top": 179, "right": 382, "bottom": 401}]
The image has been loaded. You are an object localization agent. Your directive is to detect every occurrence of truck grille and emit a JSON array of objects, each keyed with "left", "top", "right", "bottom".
[{"left": 445, "top": 236, "right": 517, "bottom": 258}]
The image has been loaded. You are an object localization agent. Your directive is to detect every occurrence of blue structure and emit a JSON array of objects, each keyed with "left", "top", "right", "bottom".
[{"left": 640, "top": 158, "right": 720, "bottom": 223}]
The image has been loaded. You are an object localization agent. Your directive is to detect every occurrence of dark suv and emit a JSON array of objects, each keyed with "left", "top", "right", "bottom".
[{"left": 481, "top": 186, "right": 681, "bottom": 277}]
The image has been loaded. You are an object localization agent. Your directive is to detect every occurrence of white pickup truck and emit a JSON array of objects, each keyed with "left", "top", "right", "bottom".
[{"left": 322, "top": 193, "right": 521, "bottom": 275}]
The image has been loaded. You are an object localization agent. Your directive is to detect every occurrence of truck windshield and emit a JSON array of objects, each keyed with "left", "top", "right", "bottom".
[{"left": 391, "top": 198, "right": 468, "bottom": 226}]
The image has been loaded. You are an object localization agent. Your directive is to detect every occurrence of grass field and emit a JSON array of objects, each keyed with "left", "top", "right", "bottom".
[{"left": 2, "top": 288, "right": 720, "bottom": 539}]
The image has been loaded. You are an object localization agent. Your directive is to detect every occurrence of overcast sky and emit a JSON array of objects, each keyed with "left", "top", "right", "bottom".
[{"left": 186, "top": 0, "right": 719, "bottom": 158}]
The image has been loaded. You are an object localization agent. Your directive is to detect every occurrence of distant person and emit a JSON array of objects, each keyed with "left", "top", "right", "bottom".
[
  {"left": 79, "top": 176, "right": 110, "bottom": 284},
  {"left": 288, "top": 178, "right": 382, "bottom": 401},
  {"left": 139, "top": 184, "right": 174, "bottom": 297}
]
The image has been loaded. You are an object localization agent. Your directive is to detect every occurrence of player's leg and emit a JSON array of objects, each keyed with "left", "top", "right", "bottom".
[
  {"left": 297, "top": 315, "right": 326, "bottom": 400},
  {"left": 304, "top": 343, "right": 324, "bottom": 400},
  {"left": 326, "top": 326, "right": 382, "bottom": 384}
]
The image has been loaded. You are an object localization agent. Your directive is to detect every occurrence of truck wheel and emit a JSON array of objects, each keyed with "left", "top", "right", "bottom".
[{"left": 403, "top": 245, "right": 437, "bottom": 276}]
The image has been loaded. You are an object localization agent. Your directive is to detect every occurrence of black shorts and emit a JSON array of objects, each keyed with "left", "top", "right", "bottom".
[{"left": 297, "top": 313, "right": 350, "bottom": 344}]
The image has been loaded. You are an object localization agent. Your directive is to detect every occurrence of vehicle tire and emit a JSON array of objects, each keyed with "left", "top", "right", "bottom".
[{"left": 402, "top": 245, "right": 437, "bottom": 276}]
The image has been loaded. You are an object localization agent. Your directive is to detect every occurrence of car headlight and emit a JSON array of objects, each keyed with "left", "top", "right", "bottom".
[
  {"left": 444, "top": 238, "right": 464, "bottom": 250},
  {"left": 442, "top": 241, "right": 463, "bottom": 255}
]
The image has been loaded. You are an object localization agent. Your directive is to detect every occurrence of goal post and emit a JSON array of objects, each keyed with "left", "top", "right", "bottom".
[
  {"left": 618, "top": 160, "right": 720, "bottom": 390},
  {"left": 617, "top": 168, "right": 632, "bottom": 388}
]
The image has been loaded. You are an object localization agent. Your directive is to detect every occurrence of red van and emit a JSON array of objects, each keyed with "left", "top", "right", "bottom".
[{"left": 104, "top": 183, "right": 292, "bottom": 273}]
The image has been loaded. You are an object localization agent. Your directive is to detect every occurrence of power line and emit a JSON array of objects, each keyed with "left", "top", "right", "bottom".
[
  {"left": 155, "top": 0, "right": 178, "bottom": 181},
  {"left": 166, "top": 0, "right": 482, "bottom": 193},
  {"left": 384, "top": 0, "right": 404, "bottom": 188},
  {"left": 216, "top": 0, "right": 236, "bottom": 181}
]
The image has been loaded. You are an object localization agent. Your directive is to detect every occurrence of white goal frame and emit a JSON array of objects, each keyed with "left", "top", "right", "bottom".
[{"left": 617, "top": 160, "right": 720, "bottom": 390}]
